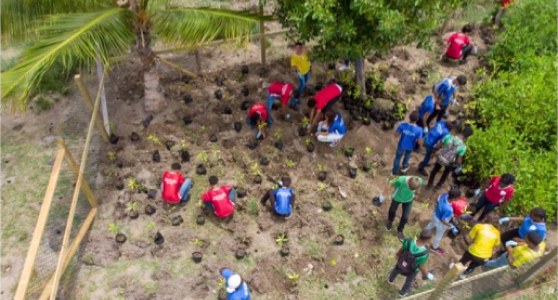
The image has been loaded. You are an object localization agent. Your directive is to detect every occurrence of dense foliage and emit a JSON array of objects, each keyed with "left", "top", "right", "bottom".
[{"left": 464, "top": 0, "right": 557, "bottom": 220}]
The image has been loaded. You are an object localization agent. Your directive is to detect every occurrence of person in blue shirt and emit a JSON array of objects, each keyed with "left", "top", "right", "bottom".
[
  {"left": 417, "top": 120, "right": 460, "bottom": 177},
  {"left": 427, "top": 75, "right": 467, "bottom": 126},
  {"left": 417, "top": 95, "right": 436, "bottom": 134},
  {"left": 260, "top": 176, "right": 296, "bottom": 218},
  {"left": 499, "top": 207, "right": 547, "bottom": 246},
  {"left": 316, "top": 110, "right": 346, "bottom": 147},
  {"left": 220, "top": 268, "right": 251, "bottom": 300},
  {"left": 392, "top": 111, "right": 423, "bottom": 176},
  {"left": 425, "top": 190, "right": 461, "bottom": 255}
]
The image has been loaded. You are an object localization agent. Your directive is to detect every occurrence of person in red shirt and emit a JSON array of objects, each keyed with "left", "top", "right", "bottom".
[
  {"left": 161, "top": 163, "right": 193, "bottom": 204},
  {"left": 452, "top": 197, "right": 472, "bottom": 220},
  {"left": 246, "top": 102, "right": 269, "bottom": 139},
  {"left": 472, "top": 173, "right": 516, "bottom": 221},
  {"left": 201, "top": 176, "right": 236, "bottom": 218},
  {"left": 445, "top": 24, "right": 474, "bottom": 65},
  {"left": 307, "top": 81, "right": 343, "bottom": 134},
  {"left": 267, "top": 82, "right": 298, "bottom": 123},
  {"left": 495, "top": 0, "right": 518, "bottom": 26}
]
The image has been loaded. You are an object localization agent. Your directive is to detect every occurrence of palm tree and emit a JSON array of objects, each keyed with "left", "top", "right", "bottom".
[{"left": 2, "top": 0, "right": 266, "bottom": 111}]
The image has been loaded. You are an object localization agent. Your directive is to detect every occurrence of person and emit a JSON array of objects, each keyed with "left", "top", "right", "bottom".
[
  {"left": 425, "top": 190, "right": 461, "bottom": 255},
  {"left": 380, "top": 176, "right": 424, "bottom": 241},
  {"left": 445, "top": 24, "right": 474, "bottom": 65},
  {"left": 161, "top": 163, "right": 193, "bottom": 204},
  {"left": 458, "top": 212, "right": 501, "bottom": 279},
  {"left": 266, "top": 82, "right": 298, "bottom": 123},
  {"left": 260, "top": 176, "right": 295, "bottom": 218},
  {"left": 246, "top": 102, "right": 268, "bottom": 139},
  {"left": 417, "top": 95, "right": 436, "bottom": 134},
  {"left": 452, "top": 195, "right": 471, "bottom": 220},
  {"left": 307, "top": 82, "right": 343, "bottom": 133},
  {"left": 388, "top": 229, "right": 435, "bottom": 297},
  {"left": 427, "top": 125, "right": 473, "bottom": 191},
  {"left": 220, "top": 268, "right": 251, "bottom": 300},
  {"left": 417, "top": 120, "right": 459, "bottom": 177},
  {"left": 427, "top": 75, "right": 467, "bottom": 126},
  {"left": 315, "top": 110, "right": 346, "bottom": 147},
  {"left": 495, "top": 0, "right": 518, "bottom": 26},
  {"left": 471, "top": 173, "right": 516, "bottom": 221},
  {"left": 201, "top": 176, "right": 236, "bottom": 219},
  {"left": 499, "top": 207, "right": 547, "bottom": 245},
  {"left": 392, "top": 111, "right": 423, "bottom": 176},
  {"left": 291, "top": 42, "right": 311, "bottom": 103},
  {"left": 484, "top": 232, "right": 545, "bottom": 269},
  {"left": 339, "top": 59, "right": 351, "bottom": 71}
]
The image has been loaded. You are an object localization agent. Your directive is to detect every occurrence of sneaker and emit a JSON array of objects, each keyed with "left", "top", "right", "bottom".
[
  {"left": 387, "top": 271, "right": 395, "bottom": 285},
  {"left": 399, "top": 291, "right": 408, "bottom": 297},
  {"left": 397, "top": 231, "right": 405, "bottom": 242},
  {"left": 401, "top": 167, "right": 409, "bottom": 173},
  {"left": 330, "top": 140, "right": 340, "bottom": 147},
  {"left": 390, "top": 172, "right": 398, "bottom": 177},
  {"left": 414, "top": 148, "right": 426, "bottom": 154},
  {"left": 418, "top": 168, "right": 429, "bottom": 177},
  {"left": 459, "top": 273, "right": 468, "bottom": 280},
  {"left": 459, "top": 60, "right": 468, "bottom": 65},
  {"left": 434, "top": 185, "right": 442, "bottom": 192},
  {"left": 386, "top": 222, "right": 393, "bottom": 231},
  {"left": 285, "top": 213, "right": 293, "bottom": 220},
  {"left": 339, "top": 64, "right": 350, "bottom": 71},
  {"left": 426, "top": 184, "right": 433, "bottom": 190},
  {"left": 431, "top": 247, "right": 446, "bottom": 255}
]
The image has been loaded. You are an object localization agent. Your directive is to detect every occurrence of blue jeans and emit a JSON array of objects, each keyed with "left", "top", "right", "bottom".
[
  {"left": 297, "top": 71, "right": 310, "bottom": 100},
  {"left": 392, "top": 148, "right": 412, "bottom": 174},
  {"left": 419, "top": 143, "right": 435, "bottom": 170},
  {"left": 205, "top": 188, "right": 236, "bottom": 211},
  {"left": 485, "top": 252, "right": 509, "bottom": 269},
  {"left": 265, "top": 92, "right": 275, "bottom": 125},
  {"left": 473, "top": 193, "right": 500, "bottom": 221},
  {"left": 179, "top": 179, "right": 193, "bottom": 202}
]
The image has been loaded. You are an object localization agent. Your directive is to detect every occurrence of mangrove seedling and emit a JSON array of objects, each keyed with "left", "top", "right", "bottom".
[
  {"left": 317, "top": 164, "right": 324, "bottom": 172},
  {"left": 273, "top": 129, "right": 282, "bottom": 141},
  {"left": 128, "top": 178, "right": 141, "bottom": 191},
  {"left": 197, "top": 151, "right": 209, "bottom": 163},
  {"left": 108, "top": 223, "right": 122, "bottom": 235},
  {"left": 285, "top": 159, "right": 295, "bottom": 168},
  {"left": 302, "top": 117, "right": 310, "bottom": 128},
  {"left": 365, "top": 147, "right": 373, "bottom": 155},
  {"left": 147, "top": 135, "right": 163, "bottom": 148},
  {"left": 250, "top": 163, "right": 261, "bottom": 176},
  {"left": 286, "top": 272, "right": 299, "bottom": 285},
  {"left": 189, "top": 239, "right": 205, "bottom": 247},
  {"left": 126, "top": 202, "right": 138, "bottom": 213},
  {"left": 275, "top": 234, "right": 288, "bottom": 247},
  {"left": 108, "top": 152, "right": 117, "bottom": 161},
  {"left": 317, "top": 182, "right": 326, "bottom": 191},
  {"left": 329, "top": 258, "right": 337, "bottom": 266}
]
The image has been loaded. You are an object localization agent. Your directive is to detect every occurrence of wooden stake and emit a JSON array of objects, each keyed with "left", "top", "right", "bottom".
[
  {"left": 74, "top": 75, "right": 110, "bottom": 143},
  {"left": 259, "top": 2, "right": 266, "bottom": 65},
  {"left": 14, "top": 148, "right": 65, "bottom": 300},
  {"left": 157, "top": 57, "right": 198, "bottom": 78}
]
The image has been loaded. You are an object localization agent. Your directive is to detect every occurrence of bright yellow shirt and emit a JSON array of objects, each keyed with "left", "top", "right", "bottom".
[
  {"left": 511, "top": 242, "right": 545, "bottom": 268},
  {"left": 468, "top": 224, "right": 500, "bottom": 259},
  {"left": 291, "top": 53, "right": 311, "bottom": 75}
]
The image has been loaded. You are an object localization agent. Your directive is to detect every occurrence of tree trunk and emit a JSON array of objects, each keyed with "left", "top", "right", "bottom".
[{"left": 355, "top": 57, "right": 366, "bottom": 101}]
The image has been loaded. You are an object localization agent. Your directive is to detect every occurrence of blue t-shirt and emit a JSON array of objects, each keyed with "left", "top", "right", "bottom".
[
  {"left": 418, "top": 95, "right": 435, "bottom": 120},
  {"left": 434, "top": 193, "right": 453, "bottom": 222},
  {"left": 273, "top": 187, "right": 293, "bottom": 215},
  {"left": 221, "top": 269, "right": 251, "bottom": 300},
  {"left": 434, "top": 77, "right": 457, "bottom": 107},
  {"left": 424, "top": 120, "right": 450, "bottom": 147},
  {"left": 328, "top": 113, "right": 347, "bottom": 135},
  {"left": 396, "top": 122, "right": 423, "bottom": 151},
  {"left": 518, "top": 216, "right": 547, "bottom": 240}
]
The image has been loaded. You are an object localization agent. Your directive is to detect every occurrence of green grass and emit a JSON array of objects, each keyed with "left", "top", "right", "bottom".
[{"left": 246, "top": 197, "right": 259, "bottom": 216}]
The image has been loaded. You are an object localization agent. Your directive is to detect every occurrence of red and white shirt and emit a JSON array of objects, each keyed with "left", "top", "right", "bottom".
[
  {"left": 313, "top": 84, "right": 342, "bottom": 110},
  {"left": 484, "top": 176, "right": 515, "bottom": 204},
  {"left": 248, "top": 103, "right": 268, "bottom": 123},
  {"left": 201, "top": 186, "right": 234, "bottom": 218},
  {"left": 445, "top": 33, "right": 471, "bottom": 59},
  {"left": 269, "top": 82, "right": 294, "bottom": 106},
  {"left": 162, "top": 172, "right": 185, "bottom": 203}
]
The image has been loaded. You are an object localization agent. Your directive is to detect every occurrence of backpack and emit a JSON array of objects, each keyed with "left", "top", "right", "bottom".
[
  {"left": 396, "top": 239, "right": 428, "bottom": 275},
  {"left": 436, "top": 136, "right": 462, "bottom": 166}
]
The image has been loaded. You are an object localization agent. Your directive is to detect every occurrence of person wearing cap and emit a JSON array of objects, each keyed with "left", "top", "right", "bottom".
[
  {"left": 220, "top": 268, "right": 251, "bottom": 300},
  {"left": 498, "top": 207, "right": 547, "bottom": 246},
  {"left": 484, "top": 232, "right": 545, "bottom": 269},
  {"left": 266, "top": 82, "right": 299, "bottom": 123}
]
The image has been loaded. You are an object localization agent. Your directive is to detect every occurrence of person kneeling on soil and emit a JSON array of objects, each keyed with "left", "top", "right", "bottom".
[
  {"left": 220, "top": 268, "right": 251, "bottom": 300},
  {"left": 315, "top": 110, "right": 346, "bottom": 147},
  {"left": 260, "top": 176, "right": 296, "bottom": 218},
  {"left": 484, "top": 232, "right": 545, "bottom": 270},
  {"left": 201, "top": 176, "right": 236, "bottom": 219},
  {"left": 246, "top": 102, "right": 269, "bottom": 139},
  {"left": 161, "top": 163, "right": 193, "bottom": 204},
  {"left": 267, "top": 82, "right": 299, "bottom": 122},
  {"left": 444, "top": 24, "right": 475, "bottom": 65},
  {"left": 307, "top": 81, "right": 343, "bottom": 134},
  {"left": 425, "top": 189, "right": 461, "bottom": 255},
  {"left": 498, "top": 207, "right": 547, "bottom": 246},
  {"left": 388, "top": 229, "right": 434, "bottom": 297}
]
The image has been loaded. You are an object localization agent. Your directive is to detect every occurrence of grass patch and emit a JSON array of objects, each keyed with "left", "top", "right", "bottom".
[
  {"left": 298, "top": 238, "right": 325, "bottom": 259},
  {"left": 247, "top": 197, "right": 259, "bottom": 216}
]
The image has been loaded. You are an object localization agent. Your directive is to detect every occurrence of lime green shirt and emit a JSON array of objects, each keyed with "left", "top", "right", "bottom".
[
  {"left": 441, "top": 134, "right": 467, "bottom": 157},
  {"left": 390, "top": 176, "right": 424, "bottom": 203},
  {"left": 402, "top": 239, "right": 429, "bottom": 271}
]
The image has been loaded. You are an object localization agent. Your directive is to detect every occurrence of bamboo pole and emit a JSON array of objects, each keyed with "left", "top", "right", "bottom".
[
  {"left": 95, "top": 55, "right": 111, "bottom": 135},
  {"left": 14, "top": 148, "right": 65, "bottom": 300},
  {"left": 49, "top": 72, "right": 106, "bottom": 300},
  {"left": 259, "top": 2, "right": 266, "bottom": 65},
  {"left": 427, "top": 263, "right": 466, "bottom": 300},
  {"left": 157, "top": 57, "right": 198, "bottom": 79},
  {"left": 38, "top": 208, "right": 97, "bottom": 300},
  {"left": 74, "top": 75, "right": 110, "bottom": 143}
]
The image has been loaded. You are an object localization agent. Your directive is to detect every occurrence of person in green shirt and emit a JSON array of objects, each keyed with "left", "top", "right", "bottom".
[
  {"left": 380, "top": 176, "right": 424, "bottom": 241},
  {"left": 427, "top": 125, "right": 474, "bottom": 191},
  {"left": 388, "top": 229, "right": 435, "bottom": 297}
]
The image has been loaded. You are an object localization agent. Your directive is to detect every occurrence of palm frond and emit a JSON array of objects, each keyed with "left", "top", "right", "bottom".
[
  {"left": 1, "top": 8, "right": 134, "bottom": 111},
  {"left": 1, "top": 0, "right": 110, "bottom": 44},
  {"left": 153, "top": 7, "right": 271, "bottom": 48}
]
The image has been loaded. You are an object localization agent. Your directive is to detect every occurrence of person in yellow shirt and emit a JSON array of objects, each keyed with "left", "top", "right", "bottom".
[
  {"left": 484, "top": 232, "right": 545, "bottom": 269},
  {"left": 458, "top": 212, "right": 501, "bottom": 279},
  {"left": 291, "top": 42, "right": 311, "bottom": 105}
]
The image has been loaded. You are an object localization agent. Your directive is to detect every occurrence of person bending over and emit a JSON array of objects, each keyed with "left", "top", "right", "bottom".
[
  {"left": 315, "top": 110, "right": 346, "bottom": 147},
  {"left": 260, "top": 176, "right": 296, "bottom": 219},
  {"left": 246, "top": 102, "right": 269, "bottom": 139},
  {"left": 201, "top": 176, "right": 236, "bottom": 219},
  {"left": 307, "top": 81, "right": 343, "bottom": 134},
  {"left": 161, "top": 163, "right": 193, "bottom": 204}
]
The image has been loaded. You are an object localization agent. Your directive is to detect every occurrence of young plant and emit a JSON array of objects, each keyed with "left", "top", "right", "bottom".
[
  {"left": 108, "top": 223, "right": 122, "bottom": 235},
  {"left": 147, "top": 135, "right": 163, "bottom": 147},
  {"left": 329, "top": 258, "right": 337, "bottom": 266},
  {"left": 126, "top": 202, "right": 138, "bottom": 212},
  {"left": 273, "top": 129, "right": 282, "bottom": 140},
  {"left": 211, "top": 144, "right": 221, "bottom": 160},
  {"left": 286, "top": 272, "right": 299, "bottom": 284},
  {"left": 190, "top": 239, "right": 204, "bottom": 247},
  {"left": 197, "top": 151, "right": 209, "bottom": 163},
  {"left": 108, "top": 152, "right": 117, "bottom": 161},
  {"left": 365, "top": 147, "right": 373, "bottom": 155},
  {"left": 250, "top": 163, "right": 261, "bottom": 176},
  {"left": 218, "top": 278, "right": 227, "bottom": 289},
  {"left": 257, "top": 122, "right": 267, "bottom": 131},
  {"left": 275, "top": 234, "right": 288, "bottom": 247},
  {"left": 128, "top": 178, "right": 140, "bottom": 191},
  {"left": 180, "top": 140, "right": 188, "bottom": 150},
  {"left": 285, "top": 159, "right": 295, "bottom": 168},
  {"left": 317, "top": 164, "right": 324, "bottom": 172},
  {"left": 305, "top": 137, "right": 312, "bottom": 146},
  {"left": 200, "top": 125, "right": 206, "bottom": 132},
  {"left": 317, "top": 182, "right": 326, "bottom": 191},
  {"left": 302, "top": 117, "right": 310, "bottom": 128}
]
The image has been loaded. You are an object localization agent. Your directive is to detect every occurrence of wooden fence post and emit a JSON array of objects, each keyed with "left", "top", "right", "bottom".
[
  {"left": 517, "top": 247, "right": 558, "bottom": 286},
  {"left": 259, "top": 1, "right": 266, "bottom": 65},
  {"left": 427, "top": 263, "right": 467, "bottom": 300},
  {"left": 74, "top": 75, "right": 110, "bottom": 143}
]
